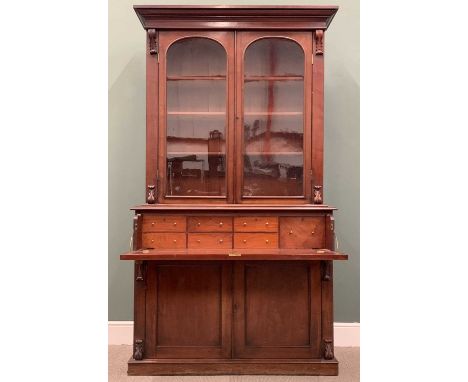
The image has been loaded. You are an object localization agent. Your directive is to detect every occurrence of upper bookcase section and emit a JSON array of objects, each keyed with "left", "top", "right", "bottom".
[{"left": 133, "top": 5, "right": 339, "bottom": 30}]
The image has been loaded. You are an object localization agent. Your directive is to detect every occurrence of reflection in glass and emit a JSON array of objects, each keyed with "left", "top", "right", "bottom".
[
  {"left": 243, "top": 38, "right": 305, "bottom": 197},
  {"left": 166, "top": 38, "right": 227, "bottom": 197}
]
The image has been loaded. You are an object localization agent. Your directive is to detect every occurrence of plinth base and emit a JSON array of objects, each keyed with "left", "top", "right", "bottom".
[{"left": 127, "top": 357, "right": 339, "bottom": 376}]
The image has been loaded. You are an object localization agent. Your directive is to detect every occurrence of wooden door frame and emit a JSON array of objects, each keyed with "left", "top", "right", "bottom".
[
  {"left": 157, "top": 30, "right": 235, "bottom": 204},
  {"left": 234, "top": 31, "right": 313, "bottom": 204}
]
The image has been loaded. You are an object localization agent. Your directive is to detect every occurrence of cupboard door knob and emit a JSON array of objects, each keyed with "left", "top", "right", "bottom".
[
  {"left": 243, "top": 239, "right": 247, "bottom": 243},
  {"left": 243, "top": 222, "right": 247, "bottom": 227},
  {"left": 289, "top": 230, "right": 293, "bottom": 235},
  {"left": 219, "top": 222, "right": 223, "bottom": 227},
  {"left": 219, "top": 239, "right": 223, "bottom": 244},
  {"left": 197, "top": 222, "right": 201, "bottom": 227}
]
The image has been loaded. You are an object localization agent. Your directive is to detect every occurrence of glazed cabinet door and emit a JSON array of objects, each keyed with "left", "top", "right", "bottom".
[
  {"left": 235, "top": 32, "right": 313, "bottom": 203},
  {"left": 233, "top": 261, "right": 321, "bottom": 358},
  {"left": 145, "top": 262, "right": 232, "bottom": 358},
  {"left": 158, "top": 31, "right": 235, "bottom": 203}
]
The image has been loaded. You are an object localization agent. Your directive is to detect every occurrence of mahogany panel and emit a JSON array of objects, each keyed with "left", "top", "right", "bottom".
[
  {"left": 280, "top": 216, "right": 325, "bottom": 248},
  {"left": 233, "top": 261, "right": 321, "bottom": 358},
  {"left": 234, "top": 233, "right": 278, "bottom": 249},
  {"left": 142, "top": 233, "right": 186, "bottom": 249},
  {"left": 187, "top": 233, "right": 233, "bottom": 249},
  {"left": 142, "top": 215, "right": 186, "bottom": 232},
  {"left": 147, "top": 262, "right": 232, "bottom": 359},
  {"left": 187, "top": 216, "right": 233, "bottom": 232},
  {"left": 233, "top": 216, "right": 278, "bottom": 232}
]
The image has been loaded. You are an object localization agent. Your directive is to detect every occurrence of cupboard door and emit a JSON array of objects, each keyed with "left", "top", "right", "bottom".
[
  {"left": 236, "top": 32, "right": 313, "bottom": 203},
  {"left": 233, "top": 261, "right": 321, "bottom": 358},
  {"left": 158, "top": 31, "right": 235, "bottom": 203},
  {"left": 145, "top": 262, "right": 232, "bottom": 359}
]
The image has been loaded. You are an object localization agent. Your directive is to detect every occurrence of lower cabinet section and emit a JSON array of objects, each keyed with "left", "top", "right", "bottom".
[{"left": 138, "top": 261, "right": 327, "bottom": 366}]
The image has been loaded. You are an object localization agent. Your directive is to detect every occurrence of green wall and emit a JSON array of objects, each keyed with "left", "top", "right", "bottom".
[{"left": 109, "top": 0, "right": 359, "bottom": 322}]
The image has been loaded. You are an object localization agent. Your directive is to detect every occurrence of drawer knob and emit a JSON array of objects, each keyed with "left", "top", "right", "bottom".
[
  {"left": 219, "top": 239, "right": 223, "bottom": 244},
  {"left": 243, "top": 222, "right": 247, "bottom": 227},
  {"left": 219, "top": 222, "right": 223, "bottom": 227},
  {"left": 173, "top": 222, "right": 177, "bottom": 226},
  {"left": 151, "top": 222, "right": 155, "bottom": 226},
  {"left": 196, "top": 239, "right": 201, "bottom": 243},
  {"left": 243, "top": 239, "right": 247, "bottom": 243},
  {"left": 173, "top": 239, "right": 177, "bottom": 243},
  {"left": 266, "top": 240, "right": 270, "bottom": 244},
  {"left": 311, "top": 231, "right": 315, "bottom": 235},
  {"left": 289, "top": 230, "right": 293, "bottom": 235},
  {"left": 197, "top": 222, "right": 201, "bottom": 227},
  {"left": 151, "top": 239, "right": 154, "bottom": 243},
  {"left": 265, "top": 222, "right": 269, "bottom": 226}
]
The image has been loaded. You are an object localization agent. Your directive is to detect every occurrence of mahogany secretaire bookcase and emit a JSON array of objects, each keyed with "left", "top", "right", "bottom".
[{"left": 120, "top": 5, "right": 348, "bottom": 376}]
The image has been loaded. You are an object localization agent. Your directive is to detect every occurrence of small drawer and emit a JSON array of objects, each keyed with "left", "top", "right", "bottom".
[
  {"left": 234, "top": 233, "right": 278, "bottom": 249},
  {"left": 188, "top": 233, "right": 232, "bottom": 249},
  {"left": 280, "top": 217, "right": 325, "bottom": 249},
  {"left": 234, "top": 216, "right": 278, "bottom": 232},
  {"left": 187, "top": 216, "right": 233, "bottom": 232},
  {"left": 143, "top": 215, "right": 186, "bottom": 233},
  {"left": 142, "top": 233, "right": 186, "bottom": 249}
]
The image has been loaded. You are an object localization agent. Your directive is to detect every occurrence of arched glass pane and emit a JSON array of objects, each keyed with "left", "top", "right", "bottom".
[
  {"left": 243, "top": 38, "right": 304, "bottom": 197},
  {"left": 166, "top": 38, "right": 227, "bottom": 197}
]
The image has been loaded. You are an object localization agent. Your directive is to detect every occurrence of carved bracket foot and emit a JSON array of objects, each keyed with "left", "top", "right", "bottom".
[
  {"left": 323, "top": 339, "right": 334, "bottom": 360},
  {"left": 134, "top": 339, "right": 144, "bottom": 360}
]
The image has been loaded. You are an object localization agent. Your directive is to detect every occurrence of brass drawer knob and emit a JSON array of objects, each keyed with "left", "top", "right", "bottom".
[
  {"left": 196, "top": 239, "right": 201, "bottom": 243},
  {"left": 173, "top": 239, "right": 177, "bottom": 243},
  {"left": 219, "top": 239, "right": 223, "bottom": 243},
  {"left": 265, "top": 240, "right": 270, "bottom": 244},
  {"left": 243, "top": 222, "right": 247, "bottom": 227},
  {"left": 151, "top": 239, "right": 154, "bottom": 243},
  {"left": 311, "top": 231, "right": 315, "bottom": 235},
  {"left": 243, "top": 239, "right": 247, "bottom": 243},
  {"left": 197, "top": 222, "right": 201, "bottom": 227},
  {"left": 219, "top": 222, "right": 223, "bottom": 226},
  {"left": 173, "top": 222, "right": 177, "bottom": 226},
  {"left": 289, "top": 230, "right": 293, "bottom": 235},
  {"left": 151, "top": 222, "right": 155, "bottom": 226},
  {"left": 265, "top": 222, "right": 269, "bottom": 226}
]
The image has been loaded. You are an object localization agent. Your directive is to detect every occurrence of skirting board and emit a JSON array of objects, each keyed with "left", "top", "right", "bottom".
[{"left": 108, "top": 321, "right": 360, "bottom": 347}]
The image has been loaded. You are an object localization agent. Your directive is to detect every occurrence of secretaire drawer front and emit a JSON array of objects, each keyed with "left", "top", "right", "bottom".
[
  {"left": 280, "top": 217, "right": 325, "bottom": 249},
  {"left": 142, "top": 233, "right": 186, "bottom": 249},
  {"left": 234, "top": 216, "right": 278, "bottom": 232},
  {"left": 187, "top": 216, "right": 233, "bottom": 232},
  {"left": 142, "top": 215, "right": 186, "bottom": 232},
  {"left": 234, "top": 233, "right": 278, "bottom": 249},
  {"left": 188, "top": 233, "right": 232, "bottom": 249}
]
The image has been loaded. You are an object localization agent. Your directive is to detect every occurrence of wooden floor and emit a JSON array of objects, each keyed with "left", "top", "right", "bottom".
[{"left": 108, "top": 346, "right": 360, "bottom": 381}]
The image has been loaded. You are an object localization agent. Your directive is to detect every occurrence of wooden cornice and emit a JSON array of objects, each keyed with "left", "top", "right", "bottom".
[{"left": 134, "top": 5, "right": 339, "bottom": 30}]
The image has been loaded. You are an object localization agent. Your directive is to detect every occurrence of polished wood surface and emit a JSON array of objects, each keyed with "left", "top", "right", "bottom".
[
  {"left": 120, "top": 248, "right": 348, "bottom": 261},
  {"left": 124, "top": 5, "right": 343, "bottom": 376}
]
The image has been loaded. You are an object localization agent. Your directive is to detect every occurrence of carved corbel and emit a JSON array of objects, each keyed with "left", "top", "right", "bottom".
[
  {"left": 135, "top": 261, "right": 146, "bottom": 282},
  {"left": 147, "top": 184, "right": 156, "bottom": 204},
  {"left": 313, "top": 185, "right": 323, "bottom": 204},
  {"left": 323, "top": 339, "right": 334, "bottom": 360},
  {"left": 134, "top": 339, "right": 144, "bottom": 360},
  {"left": 132, "top": 214, "right": 142, "bottom": 251},
  {"left": 148, "top": 29, "right": 158, "bottom": 55},
  {"left": 315, "top": 30, "right": 324, "bottom": 55},
  {"left": 322, "top": 261, "right": 332, "bottom": 281}
]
